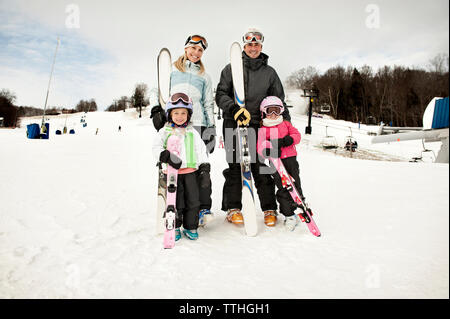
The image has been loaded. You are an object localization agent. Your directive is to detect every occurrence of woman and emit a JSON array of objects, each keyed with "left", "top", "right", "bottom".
[{"left": 151, "top": 34, "right": 215, "bottom": 225}]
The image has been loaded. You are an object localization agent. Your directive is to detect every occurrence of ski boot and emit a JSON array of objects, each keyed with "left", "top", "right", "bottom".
[
  {"left": 263, "top": 210, "right": 277, "bottom": 227},
  {"left": 175, "top": 228, "right": 182, "bottom": 241},
  {"left": 226, "top": 209, "right": 244, "bottom": 225},
  {"left": 284, "top": 214, "right": 300, "bottom": 231},
  {"left": 199, "top": 209, "right": 214, "bottom": 227},
  {"left": 298, "top": 200, "right": 313, "bottom": 223},
  {"left": 183, "top": 229, "right": 199, "bottom": 240}
]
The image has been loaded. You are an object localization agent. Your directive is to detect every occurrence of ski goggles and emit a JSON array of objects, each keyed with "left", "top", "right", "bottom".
[
  {"left": 243, "top": 31, "right": 264, "bottom": 44},
  {"left": 185, "top": 35, "right": 208, "bottom": 50},
  {"left": 263, "top": 106, "right": 283, "bottom": 116},
  {"left": 170, "top": 92, "right": 191, "bottom": 105}
]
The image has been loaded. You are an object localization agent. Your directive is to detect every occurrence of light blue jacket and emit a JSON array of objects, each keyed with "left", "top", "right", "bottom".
[{"left": 151, "top": 60, "right": 215, "bottom": 128}]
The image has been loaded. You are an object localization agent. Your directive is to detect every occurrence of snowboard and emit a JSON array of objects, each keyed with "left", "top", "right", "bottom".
[
  {"left": 230, "top": 42, "right": 258, "bottom": 237},
  {"left": 163, "top": 134, "right": 181, "bottom": 249},
  {"left": 156, "top": 48, "right": 172, "bottom": 235}
]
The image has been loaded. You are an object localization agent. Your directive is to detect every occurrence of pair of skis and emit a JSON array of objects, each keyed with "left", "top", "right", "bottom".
[
  {"left": 163, "top": 134, "right": 182, "bottom": 249},
  {"left": 155, "top": 48, "right": 180, "bottom": 249},
  {"left": 230, "top": 42, "right": 258, "bottom": 237},
  {"left": 268, "top": 156, "right": 321, "bottom": 237},
  {"left": 230, "top": 42, "right": 321, "bottom": 237}
]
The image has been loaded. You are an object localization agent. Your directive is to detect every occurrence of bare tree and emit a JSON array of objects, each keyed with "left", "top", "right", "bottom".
[
  {"left": 428, "top": 53, "right": 449, "bottom": 74},
  {"left": 286, "top": 61, "right": 449, "bottom": 126},
  {"left": 0, "top": 89, "right": 17, "bottom": 104},
  {"left": 284, "top": 66, "right": 319, "bottom": 89}
]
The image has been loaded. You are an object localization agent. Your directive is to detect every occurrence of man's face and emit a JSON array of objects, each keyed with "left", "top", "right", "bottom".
[{"left": 244, "top": 42, "right": 262, "bottom": 59}]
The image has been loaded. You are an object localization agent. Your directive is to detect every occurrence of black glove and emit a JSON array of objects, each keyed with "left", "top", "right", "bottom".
[
  {"left": 198, "top": 163, "right": 211, "bottom": 188},
  {"left": 270, "top": 135, "right": 294, "bottom": 149},
  {"left": 264, "top": 136, "right": 294, "bottom": 158},
  {"left": 150, "top": 105, "right": 166, "bottom": 131},
  {"left": 159, "top": 149, "right": 182, "bottom": 169},
  {"left": 204, "top": 126, "right": 216, "bottom": 154},
  {"left": 231, "top": 105, "right": 251, "bottom": 126}
]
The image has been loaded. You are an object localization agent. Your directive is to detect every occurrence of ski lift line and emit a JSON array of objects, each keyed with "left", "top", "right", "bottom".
[
  {"left": 290, "top": 114, "right": 371, "bottom": 131},
  {"left": 371, "top": 128, "right": 449, "bottom": 144},
  {"left": 41, "top": 37, "right": 60, "bottom": 128},
  {"left": 291, "top": 115, "right": 375, "bottom": 135}
]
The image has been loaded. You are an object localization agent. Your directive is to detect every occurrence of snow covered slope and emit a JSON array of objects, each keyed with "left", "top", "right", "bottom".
[{"left": 0, "top": 109, "right": 448, "bottom": 298}]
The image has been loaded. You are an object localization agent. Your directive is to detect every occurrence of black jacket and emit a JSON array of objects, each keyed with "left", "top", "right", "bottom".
[{"left": 215, "top": 51, "right": 290, "bottom": 126}]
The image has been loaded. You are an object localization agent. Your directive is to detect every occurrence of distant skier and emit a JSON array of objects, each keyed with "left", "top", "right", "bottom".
[
  {"left": 215, "top": 28, "right": 289, "bottom": 225},
  {"left": 118, "top": 125, "right": 121, "bottom": 132},
  {"left": 257, "top": 96, "right": 305, "bottom": 231},
  {"left": 95, "top": 128, "right": 99, "bottom": 135},
  {"left": 150, "top": 34, "right": 215, "bottom": 226},
  {"left": 218, "top": 135, "right": 224, "bottom": 149},
  {"left": 152, "top": 93, "right": 210, "bottom": 241}
]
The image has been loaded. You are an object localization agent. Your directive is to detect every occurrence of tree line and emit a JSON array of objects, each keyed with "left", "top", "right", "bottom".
[
  {"left": 285, "top": 53, "right": 449, "bottom": 127},
  {"left": 105, "top": 83, "right": 149, "bottom": 113},
  {"left": 1, "top": 82, "right": 148, "bottom": 127},
  {"left": 2, "top": 56, "right": 448, "bottom": 129},
  {"left": 0, "top": 88, "right": 99, "bottom": 127}
]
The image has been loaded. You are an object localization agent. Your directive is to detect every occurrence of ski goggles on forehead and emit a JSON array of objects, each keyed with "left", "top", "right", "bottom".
[
  {"left": 170, "top": 92, "right": 191, "bottom": 105},
  {"left": 263, "top": 106, "right": 283, "bottom": 115},
  {"left": 185, "top": 35, "right": 208, "bottom": 50},
  {"left": 243, "top": 32, "right": 264, "bottom": 44}
]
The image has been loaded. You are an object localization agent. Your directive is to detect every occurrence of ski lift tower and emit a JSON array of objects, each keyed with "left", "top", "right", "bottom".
[{"left": 302, "top": 86, "right": 319, "bottom": 134}]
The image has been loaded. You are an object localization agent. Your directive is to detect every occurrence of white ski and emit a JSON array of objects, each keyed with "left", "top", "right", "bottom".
[
  {"left": 230, "top": 42, "right": 258, "bottom": 237},
  {"left": 156, "top": 48, "right": 172, "bottom": 235}
]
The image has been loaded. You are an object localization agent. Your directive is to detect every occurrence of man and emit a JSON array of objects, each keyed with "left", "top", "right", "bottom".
[{"left": 215, "top": 28, "right": 291, "bottom": 227}]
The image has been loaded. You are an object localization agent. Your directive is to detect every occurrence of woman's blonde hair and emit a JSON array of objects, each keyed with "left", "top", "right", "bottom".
[{"left": 174, "top": 53, "right": 205, "bottom": 74}]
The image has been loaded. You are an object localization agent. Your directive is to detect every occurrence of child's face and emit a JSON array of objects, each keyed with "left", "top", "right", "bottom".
[
  {"left": 171, "top": 108, "right": 188, "bottom": 126},
  {"left": 266, "top": 112, "right": 281, "bottom": 120}
]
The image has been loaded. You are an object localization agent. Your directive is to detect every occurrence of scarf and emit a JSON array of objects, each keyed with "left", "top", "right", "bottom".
[{"left": 262, "top": 116, "right": 283, "bottom": 127}]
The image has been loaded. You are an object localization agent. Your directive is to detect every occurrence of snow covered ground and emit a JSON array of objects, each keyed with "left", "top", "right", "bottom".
[{"left": 0, "top": 109, "right": 448, "bottom": 299}]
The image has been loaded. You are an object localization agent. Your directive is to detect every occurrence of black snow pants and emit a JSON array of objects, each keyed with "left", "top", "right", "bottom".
[
  {"left": 194, "top": 126, "right": 213, "bottom": 211},
  {"left": 221, "top": 119, "right": 277, "bottom": 212},
  {"left": 272, "top": 156, "right": 305, "bottom": 217},
  {"left": 174, "top": 172, "right": 200, "bottom": 230}
]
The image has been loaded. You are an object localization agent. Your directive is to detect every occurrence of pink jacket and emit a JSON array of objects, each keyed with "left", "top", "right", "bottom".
[{"left": 257, "top": 121, "right": 301, "bottom": 159}]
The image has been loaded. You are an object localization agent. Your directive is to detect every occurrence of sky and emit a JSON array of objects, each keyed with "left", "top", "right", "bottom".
[{"left": 0, "top": 0, "right": 448, "bottom": 110}]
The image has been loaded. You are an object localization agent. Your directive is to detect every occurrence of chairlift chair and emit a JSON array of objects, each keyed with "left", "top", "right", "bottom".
[
  {"left": 320, "top": 104, "right": 331, "bottom": 113},
  {"left": 345, "top": 136, "right": 358, "bottom": 152},
  {"left": 320, "top": 126, "right": 338, "bottom": 149},
  {"left": 411, "top": 139, "right": 436, "bottom": 162},
  {"left": 321, "top": 136, "right": 338, "bottom": 149}
]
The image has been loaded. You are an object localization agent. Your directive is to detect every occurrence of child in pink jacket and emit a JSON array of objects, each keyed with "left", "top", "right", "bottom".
[{"left": 257, "top": 96, "right": 304, "bottom": 230}]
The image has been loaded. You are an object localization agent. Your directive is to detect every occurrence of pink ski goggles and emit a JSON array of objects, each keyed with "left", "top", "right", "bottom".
[
  {"left": 262, "top": 106, "right": 283, "bottom": 116},
  {"left": 170, "top": 92, "right": 192, "bottom": 105}
]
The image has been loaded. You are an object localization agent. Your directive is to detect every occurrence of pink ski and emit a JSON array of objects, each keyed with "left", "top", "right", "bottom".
[
  {"left": 268, "top": 154, "right": 321, "bottom": 237},
  {"left": 163, "top": 134, "right": 181, "bottom": 248}
]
